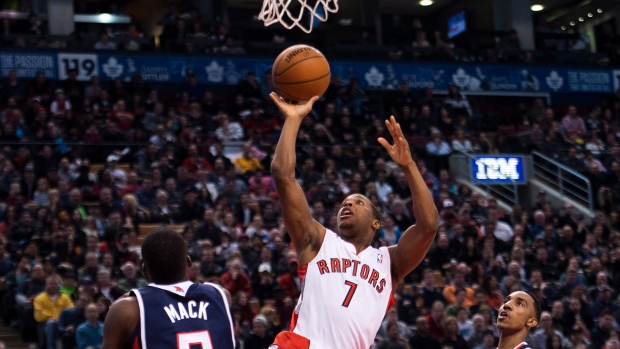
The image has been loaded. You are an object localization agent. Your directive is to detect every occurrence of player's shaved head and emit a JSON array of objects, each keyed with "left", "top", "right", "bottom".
[{"left": 141, "top": 227, "right": 190, "bottom": 284}]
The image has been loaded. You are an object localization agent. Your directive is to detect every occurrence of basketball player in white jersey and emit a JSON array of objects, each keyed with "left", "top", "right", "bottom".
[
  {"left": 497, "top": 291, "right": 541, "bottom": 349},
  {"left": 268, "top": 92, "right": 439, "bottom": 349}
]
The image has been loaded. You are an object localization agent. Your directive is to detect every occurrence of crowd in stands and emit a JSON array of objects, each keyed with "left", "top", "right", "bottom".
[
  {"left": 1, "top": 0, "right": 619, "bottom": 65},
  {"left": 1, "top": 54, "right": 620, "bottom": 349}
]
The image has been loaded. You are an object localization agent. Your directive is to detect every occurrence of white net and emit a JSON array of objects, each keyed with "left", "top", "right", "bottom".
[{"left": 258, "top": 0, "right": 339, "bottom": 33}]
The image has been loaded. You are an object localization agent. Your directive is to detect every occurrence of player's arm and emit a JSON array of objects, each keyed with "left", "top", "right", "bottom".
[
  {"left": 101, "top": 296, "right": 139, "bottom": 349},
  {"left": 269, "top": 92, "right": 325, "bottom": 265},
  {"left": 378, "top": 116, "right": 439, "bottom": 285}
]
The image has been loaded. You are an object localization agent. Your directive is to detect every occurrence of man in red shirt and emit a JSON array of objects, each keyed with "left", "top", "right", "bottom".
[
  {"left": 426, "top": 300, "right": 445, "bottom": 339},
  {"left": 109, "top": 99, "right": 134, "bottom": 139},
  {"left": 181, "top": 144, "right": 212, "bottom": 172}
]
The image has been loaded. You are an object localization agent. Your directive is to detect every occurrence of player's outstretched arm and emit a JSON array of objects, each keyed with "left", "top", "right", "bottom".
[
  {"left": 101, "top": 296, "right": 139, "bottom": 349},
  {"left": 269, "top": 92, "right": 325, "bottom": 265},
  {"left": 378, "top": 116, "right": 439, "bottom": 285}
]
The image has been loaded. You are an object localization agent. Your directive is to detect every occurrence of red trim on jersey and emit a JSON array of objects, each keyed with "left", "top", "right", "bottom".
[
  {"left": 132, "top": 336, "right": 140, "bottom": 349},
  {"left": 273, "top": 331, "right": 311, "bottom": 349},
  {"left": 386, "top": 292, "right": 396, "bottom": 311},
  {"left": 297, "top": 264, "right": 308, "bottom": 283}
]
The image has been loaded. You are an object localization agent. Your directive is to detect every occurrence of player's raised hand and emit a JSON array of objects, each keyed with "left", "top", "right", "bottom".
[
  {"left": 378, "top": 116, "right": 414, "bottom": 167},
  {"left": 269, "top": 92, "right": 318, "bottom": 121}
]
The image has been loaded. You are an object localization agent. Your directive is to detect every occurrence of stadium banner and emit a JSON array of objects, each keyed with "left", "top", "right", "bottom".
[
  {"left": 0, "top": 52, "right": 57, "bottom": 79},
  {"left": 0, "top": 50, "right": 613, "bottom": 93},
  {"left": 470, "top": 155, "right": 526, "bottom": 185},
  {"left": 93, "top": 53, "right": 613, "bottom": 93},
  {"left": 57, "top": 53, "right": 99, "bottom": 81}
]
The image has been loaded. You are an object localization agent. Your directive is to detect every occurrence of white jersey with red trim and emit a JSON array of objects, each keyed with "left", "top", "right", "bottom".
[{"left": 290, "top": 229, "right": 394, "bottom": 349}]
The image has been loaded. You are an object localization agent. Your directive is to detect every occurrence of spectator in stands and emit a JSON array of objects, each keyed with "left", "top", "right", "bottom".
[
  {"left": 94, "top": 32, "right": 117, "bottom": 50},
  {"left": 215, "top": 113, "right": 244, "bottom": 142},
  {"left": 221, "top": 257, "right": 252, "bottom": 297},
  {"left": 76, "top": 302, "right": 103, "bottom": 349},
  {"left": 444, "top": 85, "right": 472, "bottom": 117},
  {"left": 561, "top": 105, "right": 587, "bottom": 137},
  {"left": 481, "top": 207, "right": 514, "bottom": 242},
  {"left": 50, "top": 88, "right": 72, "bottom": 117},
  {"left": 443, "top": 269, "right": 477, "bottom": 309},
  {"left": 410, "top": 316, "right": 441, "bottom": 349},
  {"left": 215, "top": 36, "right": 246, "bottom": 55},
  {"left": 426, "top": 129, "right": 452, "bottom": 173},
  {"left": 501, "top": 29, "right": 522, "bottom": 61},
  {"left": 117, "top": 262, "right": 147, "bottom": 293},
  {"left": 234, "top": 142, "right": 263, "bottom": 174},
  {"left": 426, "top": 300, "right": 445, "bottom": 339},
  {"left": 58, "top": 292, "right": 88, "bottom": 349},
  {"left": 452, "top": 129, "right": 473, "bottom": 153},
  {"left": 34, "top": 275, "right": 74, "bottom": 349}
]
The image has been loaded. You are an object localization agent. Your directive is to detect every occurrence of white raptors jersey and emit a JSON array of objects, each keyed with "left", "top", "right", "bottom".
[{"left": 290, "top": 229, "right": 394, "bottom": 349}]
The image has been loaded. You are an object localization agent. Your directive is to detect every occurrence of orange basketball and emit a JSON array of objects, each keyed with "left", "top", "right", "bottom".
[{"left": 272, "top": 44, "right": 331, "bottom": 103}]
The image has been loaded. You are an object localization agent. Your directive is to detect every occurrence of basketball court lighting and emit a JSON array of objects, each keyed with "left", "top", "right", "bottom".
[
  {"left": 578, "top": 17, "right": 584, "bottom": 21},
  {"left": 570, "top": 21, "right": 575, "bottom": 26},
  {"left": 530, "top": 4, "right": 544, "bottom": 11},
  {"left": 597, "top": 8, "right": 603, "bottom": 13},
  {"left": 588, "top": 13, "right": 593, "bottom": 17},
  {"left": 98, "top": 13, "right": 112, "bottom": 23},
  {"left": 419, "top": 0, "right": 433, "bottom": 6},
  {"left": 561, "top": 26, "right": 566, "bottom": 30}
]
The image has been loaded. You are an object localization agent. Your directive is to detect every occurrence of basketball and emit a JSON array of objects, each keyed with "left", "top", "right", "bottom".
[{"left": 272, "top": 44, "right": 331, "bottom": 103}]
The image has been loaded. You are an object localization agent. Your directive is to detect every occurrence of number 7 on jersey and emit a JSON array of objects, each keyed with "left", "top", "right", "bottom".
[{"left": 342, "top": 281, "right": 358, "bottom": 307}]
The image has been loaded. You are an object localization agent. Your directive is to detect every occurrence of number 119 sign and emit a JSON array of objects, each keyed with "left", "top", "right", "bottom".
[{"left": 57, "top": 53, "right": 98, "bottom": 81}]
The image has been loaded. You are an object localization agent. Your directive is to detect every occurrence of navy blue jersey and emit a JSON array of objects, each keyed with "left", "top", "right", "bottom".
[{"left": 129, "top": 281, "right": 235, "bottom": 349}]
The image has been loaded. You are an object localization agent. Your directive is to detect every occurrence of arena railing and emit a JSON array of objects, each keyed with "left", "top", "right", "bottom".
[{"left": 531, "top": 151, "right": 593, "bottom": 212}]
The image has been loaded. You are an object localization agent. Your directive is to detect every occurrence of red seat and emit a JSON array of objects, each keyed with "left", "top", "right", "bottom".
[
  {"left": 407, "top": 136, "right": 429, "bottom": 149},
  {"left": 497, "top": 125, "right": 517, "bottom": 138}
]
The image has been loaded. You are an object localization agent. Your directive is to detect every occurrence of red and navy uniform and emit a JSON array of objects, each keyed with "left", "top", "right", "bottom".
[{"left": 128, "top": 281, "right": 235, "bottom": 349}]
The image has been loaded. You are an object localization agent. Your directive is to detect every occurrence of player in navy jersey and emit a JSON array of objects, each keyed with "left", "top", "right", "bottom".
[
  {"left": 497, "top": 291, "right": 541, "bottom": 349},
  {"left": 101, "top": 227, "right": 235, "bottom": 349}
]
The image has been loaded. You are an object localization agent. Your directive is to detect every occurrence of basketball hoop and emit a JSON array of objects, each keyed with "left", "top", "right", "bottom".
[{"left": 258, "top": 0, "right": 339, "bottom": 34}]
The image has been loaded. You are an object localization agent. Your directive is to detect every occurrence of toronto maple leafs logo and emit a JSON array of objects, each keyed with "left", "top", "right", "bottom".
[
  {"left": 205, "top": 61, "right": 224, "bottom": 83},
  {"left": 546, "top": 71, "right": 563, "bottom": 91},
  {"left": 365, "top": 66, "right": 384, "bottom": 87},
  {"left": 102, "top": 57, "right": 124, "bottom": 79}
]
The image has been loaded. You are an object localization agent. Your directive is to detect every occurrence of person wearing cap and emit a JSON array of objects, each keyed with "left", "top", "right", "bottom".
[
  {"left": 236, "top": 232, "right": 260, "bottom": 270},
  {"left": 570, "top": 324, "right": 591, "bottom": 348},
  {"left": 176, "top": 186, "right": 204, "bottom": 222},
  {"left": 58, "top": 292, "right": 89, "bottom": 349},
  {"left": 245, "top": 314, "right": 275, "bottom": 349},
  {"left": 252, "top": 262, "right": 277, "bottom": 304},
  {"left": 530, "top": 190, "right": 552, "bottom": 215},
  {"left": 277, "top": 252, "right": 301, "bottom": 299},
  {"left": 50, "top": 87, "right": 72, "bottom": 117},
  {"left": 105, "top": 154, "right": 127, "bottom": 186},
  {"left": 590, "top": 284, "right": 618, "bottom": 319}
]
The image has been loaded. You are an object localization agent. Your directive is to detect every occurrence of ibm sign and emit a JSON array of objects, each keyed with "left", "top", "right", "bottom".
[{"left": 471, "top": 156, "right": 526, "bottom": 184}]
